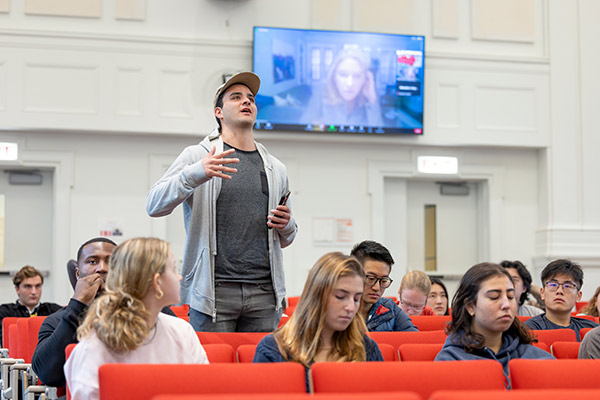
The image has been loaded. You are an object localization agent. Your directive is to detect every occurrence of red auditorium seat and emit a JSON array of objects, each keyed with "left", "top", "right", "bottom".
[
  {"left": 98, "top": 363, "right": 306, "bottom": 399},
  {"left": 551, "top": 341, "right": 581, "bottom": 359},
  {"left": 408, "top": 316, "right": 451, "bottom": 331},
  {"left": 430, "top": 389, "right": 600, "bottom": 400},
  {"left": 151, "top": 392, "right": 422, "bottom": 400},
  {"left": 2, "top": 316, "right": 20, "bottom": 349},
  {"left": 203, "top": 343, "right": 235, "bottom": 363},
  {"left": 287, "top": 296, "right": 301, "bottom": 308},
  {"left": 236, "top": 344, "right": 257, "bottom": 363},
  {"left": 530, "top": 329, "right": 576, "bottom": 346},
  {"left": 368, "top": 330, "right": 447, "bottom": 349},
  {"left": 311, "top": 360, "right": 505, "bottom": 398},
  {"left": 581, "top": 327, "right": 594, "bottom": 339},
  {"left": 196, "top": 332, "right": 269, "bottom": 352},
  {"left": 509, "top": 359, "right": 600, "bottom": 390},
  {"left": 398, "top": 343, "right": 443, "bottom": 361}
]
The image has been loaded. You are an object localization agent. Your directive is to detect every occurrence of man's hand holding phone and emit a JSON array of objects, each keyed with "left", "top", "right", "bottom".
[{"left": 267, "top": 190, "right": 291, "bottom": 230}]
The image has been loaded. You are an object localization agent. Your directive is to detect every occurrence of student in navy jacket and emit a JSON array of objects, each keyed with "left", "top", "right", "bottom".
[
  {"left": 435, "top": 263, "right": 553, "bottom": 387},
  {"left": 350, "top": 240, "right": 417, "bottom": 332},
  {"left": 253, "top": 252, "right": 383, "bottom": 390}
]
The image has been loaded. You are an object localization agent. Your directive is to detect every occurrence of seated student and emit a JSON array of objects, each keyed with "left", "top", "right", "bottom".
[
  {"left": 435, "top": 262, "right": 553, "bottom": 386},
  {"left": 525, "top": 259, "right": 598, "bottom": 341},
  {"left": 0, "top": 265, "right": 62, "bottom": 344},
  {"left": 64, "top": 237, "right": 208, "bottom": 400},
  {"left": 398, "top": 270, "right": 436, "bottom": 316},
  {"left": 253, "top": 252, "right": 383, "bottom": 389},
  {"left": 500, "top": 260, "right": 544, "bottom": 317},
  {"left": 427, "top": 277, "right": 449, "bottom": 316},
  {"left": 351, "top": 240, "right": 417, "bottom": 331},
  {"left": 579, "top": 325, "right": 600, "bottom": 359},
  {"left": 577, "top": 285, "right": 600, "bottom": 317}
]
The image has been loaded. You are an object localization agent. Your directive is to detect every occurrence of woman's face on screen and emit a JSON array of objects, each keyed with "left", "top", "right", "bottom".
[{"left": 334, "top": 58, "right": 366, "bottom": 102}]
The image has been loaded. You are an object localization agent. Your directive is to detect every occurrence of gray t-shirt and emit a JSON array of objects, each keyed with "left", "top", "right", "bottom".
[{"left": 214, "top": 143, "right": 271, "bottom": 283}]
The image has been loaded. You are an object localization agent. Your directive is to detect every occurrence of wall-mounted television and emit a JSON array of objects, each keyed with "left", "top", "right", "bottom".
[{"left": 252, "top": 26, "right": 425, "bottom": 135}]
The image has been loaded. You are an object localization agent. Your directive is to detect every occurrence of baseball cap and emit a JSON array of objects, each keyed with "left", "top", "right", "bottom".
[{"left": 213, "top": 72, "right": 260, "bottom": 108}]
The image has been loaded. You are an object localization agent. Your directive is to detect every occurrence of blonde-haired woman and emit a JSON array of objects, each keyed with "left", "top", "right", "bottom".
[
  {"left": 64, "top": 237, "right": 208, "bottom": 400},
  {"left": 253, "top": 252, "right": 382, "bottom": 389},
  {"left": 398, "top": 270, "right": 435, "bottom": 316}
]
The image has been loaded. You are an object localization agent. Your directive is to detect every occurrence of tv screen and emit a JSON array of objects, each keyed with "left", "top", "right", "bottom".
[{"left": 252, "top": 26, "right": 425, "bottom": 135}]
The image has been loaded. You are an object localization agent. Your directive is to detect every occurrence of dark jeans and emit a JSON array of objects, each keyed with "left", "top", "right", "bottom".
[{"left": 189, "top": 281, "right": 281, "bottom": 332}]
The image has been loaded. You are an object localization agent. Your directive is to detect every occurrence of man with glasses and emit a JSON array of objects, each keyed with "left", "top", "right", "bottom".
[
  {"left": 351, "top": 240, "right": 417, "bottom": 331},
  {"left": 525, "top": 259, "right": 598, "bottom": 341}
]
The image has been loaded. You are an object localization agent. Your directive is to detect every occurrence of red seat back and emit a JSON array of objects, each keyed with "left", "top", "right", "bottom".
[
  {"left": 99, "top": 363, "right": 306, "bottom": 399},
  {"left": 551, "top": 341, "right": 581, "bottom": 359},
  {"left": 311, "top": 360, "right": 505, "bottom": 398},
  {"left": 287, "top": 296, "right": 301, "bottom": 308},
  {"left": 203, "top": 343, "right": 235, "bottom": 363},
  {"left": 368, "top": 330, "right": 447, "bottom": 349},
  {"left": 2, "top": 317, "right": 20, "bottom": 349},
  {"left": 170, "top": 305, "right": 189, "bottom": 318},
  {"left": 581, "top": 327, "right": 594, "bottom": 339},
  {"left": 509, "top": 359, "right": 600, "bottom": 389},
  {"left": 237, "top": 344, "right": 257, "bottom": 363},
  {"left": 27, "top": 316, "right": 46, "bottom": 362},
  {"left": 530, "top": 329, "right": 577, "bottom": 346},
  {"left": 576, "top": 301, "right": 588, "bottom": 312},
  {"left": 7, "top": 324, "right": 18, "bottom": 358},
  {"left": 398, "top": 343, "right": 443, "bottom": 361},
  {"left": 532, "top": 342, "right": 549, "bottom": 353},
  {"left": 196, "top": 332, "right": 269, "bottom": 352},
  {"left": 16, "top": 318, "right": 29, "bottom": 361},
  {"left": 430, "top": 389, "right": 600, "bottom": 400},
  {"left": 516, "top": 316, "right": 532, "bottom": 322},
  {"left": 409, "top": 316, "right": 451, "bottom": 331},
  {"left": 378, "top": 343, "right": 398, "bottom": 362},
  {"left": 152, "top": 392, "right": 422, "bottom": 400}
]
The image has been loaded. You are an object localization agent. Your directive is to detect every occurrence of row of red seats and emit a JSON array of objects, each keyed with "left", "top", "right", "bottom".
[
  {"left": 150, "top": 390, "right": 600, "bottom": 400},
  {"left": 95, "top": 359, "right": 600, "bottom": 399}
]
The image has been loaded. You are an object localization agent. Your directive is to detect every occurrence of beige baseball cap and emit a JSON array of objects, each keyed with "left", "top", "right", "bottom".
[{"left": 213, "top": 72, "right": 261, "bottom": 108}]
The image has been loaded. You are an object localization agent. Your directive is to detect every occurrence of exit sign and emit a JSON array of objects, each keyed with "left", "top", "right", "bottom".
[
  {"left": 417, "top": 156, "right": 458, "bottom": 174},
  {"left": 0, "top": 142, "right": 18, "bottom": 161}
]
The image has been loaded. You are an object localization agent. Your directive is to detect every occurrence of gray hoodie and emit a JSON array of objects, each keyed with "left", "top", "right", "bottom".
[{"left": 146, "top": 129, "right": 297, "bottom": 321}]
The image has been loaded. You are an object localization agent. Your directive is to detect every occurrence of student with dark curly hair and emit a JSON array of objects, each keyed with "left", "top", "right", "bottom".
[
  {"left": 500, "top": 260, "right": 543, "bottom": 317},
  {"left": 435, "top": 263, "right": 553, "bottom": 386}
]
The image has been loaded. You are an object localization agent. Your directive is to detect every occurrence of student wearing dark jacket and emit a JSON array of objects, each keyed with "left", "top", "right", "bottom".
[
  {"left": 435, "top": 263, "right": 553, "bottom": 387},
  {"left": 351, "top": 240, "right": 417, "bottom": 332},
  {"left": 524, "top": 259, "right": 598, "bottom": 341},
  {"left": 0, "top": 265, "right": 62, "bottom": 344},
  {"left": 254, "top": 252, "right": 383, "bottom": 391}
]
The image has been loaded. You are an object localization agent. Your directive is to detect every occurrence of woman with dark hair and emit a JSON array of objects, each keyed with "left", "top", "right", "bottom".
[
  {"left": 253, "top": 252, "right": 383, "bottom": 389},
  {"left": 500, "top": 260, "right": 543, "bottom": 316},
  {"left": 427, "top": 277, "right": 449, "bottom": 316},
  {"left": 435, "top": 263, "right": 553, "bottom": 385}
]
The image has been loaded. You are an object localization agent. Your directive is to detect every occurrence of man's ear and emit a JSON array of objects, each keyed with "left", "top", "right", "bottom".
[
  {"left": 540, "top": 286, "right": 545, "bottom": 302},
  {"left": 75, "top": 267, "right": 80, "bottom": 279},
  {"left": 577, "top": 290, "right": 583, "bottom": 302},
  {"left": 214, "top": 107, "right": 223, "bottom": 120}
]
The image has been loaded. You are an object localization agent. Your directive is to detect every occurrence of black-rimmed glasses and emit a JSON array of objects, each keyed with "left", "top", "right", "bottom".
[{"left": 365, "top": 275, "right": 393, "bottom": 289}]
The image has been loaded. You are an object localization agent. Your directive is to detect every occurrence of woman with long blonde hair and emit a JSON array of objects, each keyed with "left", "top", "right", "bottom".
[
  {"left": 64, "top": 237, "right": 208, "bottom": 400},
  {"left": 253, "top": 252, "right": 382, "bottom": 389}
]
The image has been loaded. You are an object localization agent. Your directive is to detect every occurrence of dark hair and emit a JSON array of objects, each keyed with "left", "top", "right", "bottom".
[
  {"left": 500, "top": 260, "right": 532, "bottom": 306},
  {"left": 429, "top": 277, "right": 449, "bottom": 315},
  {"left": 77, "top": 237, "right": 117, "bottom": 264},
  {"left": 13, "top": 265, "right": 43, "bottom": 287},
  {"left": 214, "top": 91, "right": 225, "bottom": 132},
  {"left": 446, "top": 262, "right": 535, "bottom": 352},
  {"left": 541, "top": 259, "right": 583, "bottom": 290},
  {"left": 350, "top": 240, "right": 394, "bottom": 271}
]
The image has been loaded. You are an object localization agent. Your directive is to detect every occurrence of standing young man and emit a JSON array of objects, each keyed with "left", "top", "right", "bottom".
[
  {"left": 147, "top": 72, "right": 297, "bottom": 332},
  {"left": 351, "top": 240, "right": 417, "bottom": 331},
  {"left": 525, "top": 259, "right": 598, "bottom": 341}
]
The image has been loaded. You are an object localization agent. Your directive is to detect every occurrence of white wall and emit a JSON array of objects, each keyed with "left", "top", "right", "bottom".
[{"left": 1, "top": 0, "right": 599, "bottom": 303}]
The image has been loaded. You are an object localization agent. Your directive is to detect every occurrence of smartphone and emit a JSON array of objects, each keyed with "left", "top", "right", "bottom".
[
  {"left": 268, "top": 190, "right": 291, "bottom": 229},
  {"left": 278, "top": 190, "right": 291, "bottom": 206}
]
